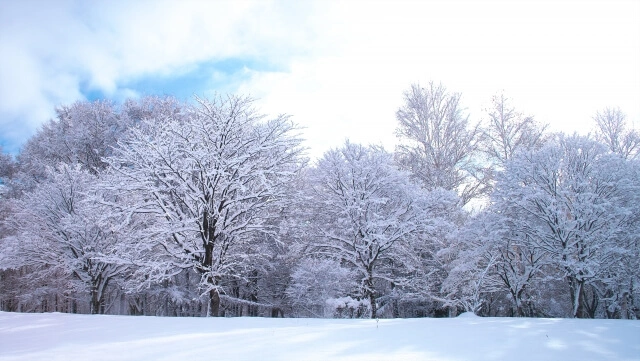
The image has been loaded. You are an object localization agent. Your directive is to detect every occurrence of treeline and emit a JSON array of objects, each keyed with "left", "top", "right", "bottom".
[{"left": 0, "top": 84, "right": 638, "bottom": 319}]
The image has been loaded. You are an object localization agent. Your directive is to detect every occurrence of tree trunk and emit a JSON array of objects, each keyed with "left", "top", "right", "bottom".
[
  {"left": 369, "top": 293, "right": 377, "bottom": 319},
  {"left": 569, "top": 277, "right": 585, "bottom": 318},
  {"left": 581, "top": 285, "right": 598, "bottom": 318},
  {"left": 364, "top": 274, "right": 377, "bottom": 319},
  {"left": 512, "top": 289, "right": 525, "bottom": 317},
  {"left": 90, "top": 287, "right": 101, "bottom": 315},
  {"left": 209, "top": 288, "right": 220, "bottom": 317}
]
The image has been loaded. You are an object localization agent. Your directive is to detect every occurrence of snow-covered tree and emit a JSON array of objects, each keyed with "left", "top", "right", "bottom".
[
  {"left": 3, "top": 164, "right": 129, "bottom": 313},
  {"left": 395, "top": 82, "right": 487, "bottom": 205},
  {"left": 0, "top": 147, "right": 14, "bottom": 199},
  {"left": 305, "top": 142, "right": 454, "bottom": 318},
  {"left": 17, "top": 100, "right": 128, "bottom": 178},
  {"left": 450, "top": 211, "right": 549, "bottom": 316},
  {"left": 439, "top": 213, "right": 503, "bottom": 315},
  {"left": 121, "top": 95, "right": 183, "bottom": 126},
  {"left": 593, "top": 107, "right": 639, "bottom": 160},
  {"left": 492, "top": 135, "right": 640, "bottom": 318},
  {"left": 392, "top": 186, "right": 462, "bottom": 317},
  {"left": 104, "top": 94, "right": 304, "bottom": 316},
  {"left": 481, "top": 93, "right": 547, "bottom": 167},
  {"left": 287, "top": 258, "right": 357, "bottom": 317},
  {"left": 0, "top": 147, "right": 13, "bottom": 181}
]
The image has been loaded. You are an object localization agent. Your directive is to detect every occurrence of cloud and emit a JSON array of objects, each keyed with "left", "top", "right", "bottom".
[
  {"left": 237, "top": 0, "right": 640, "bottom": 158},
  {"left": 0, "top": 0, "right": 319, "bottom": 152},
  {"left": 0, "top": 0, "right": 638, "bottom": 157}
]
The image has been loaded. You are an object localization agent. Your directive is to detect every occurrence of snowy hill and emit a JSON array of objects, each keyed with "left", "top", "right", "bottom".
[{"left": 0, "top": 312, "right": 638, "bottom": 361}]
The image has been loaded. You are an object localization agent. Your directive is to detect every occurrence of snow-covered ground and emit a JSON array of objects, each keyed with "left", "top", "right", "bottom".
[{"left": 0, "top": 311, "right": 638, "bottom": 361}]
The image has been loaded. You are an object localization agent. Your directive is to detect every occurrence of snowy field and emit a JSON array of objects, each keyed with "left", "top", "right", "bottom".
[{"left": 0, "top": 312, "right": 639, "bottom": 361}]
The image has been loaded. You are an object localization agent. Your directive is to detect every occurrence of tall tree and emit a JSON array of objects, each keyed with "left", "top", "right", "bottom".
[
  {"left": 395, "top": 82, "right": 486, "bottom": 205},
  {"left": 104, "top": 95, "right": 304, "bottom": 316}
]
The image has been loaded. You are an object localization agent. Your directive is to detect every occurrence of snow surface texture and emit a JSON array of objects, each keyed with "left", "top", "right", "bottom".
[{"left": 0, "top": 312, "right": 639, "bottom": 361}]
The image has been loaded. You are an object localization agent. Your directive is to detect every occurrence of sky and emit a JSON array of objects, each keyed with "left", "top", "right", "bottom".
[{"left": 1, "top": 0, "right": 639, "bottom": 159}]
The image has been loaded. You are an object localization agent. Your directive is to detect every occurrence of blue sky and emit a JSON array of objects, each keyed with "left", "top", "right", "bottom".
[
  {"left": 1, "top": 0, "right": 639, "bottom": 158},
  {"left": 82, "top": 58, "right": 275, "bottom": 102}
]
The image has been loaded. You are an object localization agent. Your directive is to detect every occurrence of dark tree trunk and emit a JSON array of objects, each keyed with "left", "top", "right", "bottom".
[
  {"left": 580, "top": 285, "right": 598, "bottom": 318},
  {"left": 569, "top": 277, "right": 587, "bottom": 318},
  {"left": 512, "top": 289, "right": 526, "bottom": 317},
  {"left": 271, "top": 307, "right": 283, "bottom": 318},
  {"left": 202, "top": 214, "right": 222, "bottom": 317},
  {"left": 209, "top": 288, "right": 220, "bottom": 317},
  {"left": 369, "top": 293, "right": 377, "bottom": 319},
  {"left": 364, "top": 274, "right": 377, "bottom": 319},
  {"left": 90, "top": 287, "right": 101, "bottom": 315}
]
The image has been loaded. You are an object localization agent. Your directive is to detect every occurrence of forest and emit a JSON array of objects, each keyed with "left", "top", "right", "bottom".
[{"left": 0, "top": 82, "right": 638, "bottom": 320}]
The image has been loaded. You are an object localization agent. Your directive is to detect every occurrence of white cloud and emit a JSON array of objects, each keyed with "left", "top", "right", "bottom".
[
  {"left": 0, "top": 0, "right": 319, "bottom": 151},
  {"left": 0, "top": 0, "right": 638, "bottom": 156},
  {"left": 238, "top": 0, "right": 640, "bottom": 158}
]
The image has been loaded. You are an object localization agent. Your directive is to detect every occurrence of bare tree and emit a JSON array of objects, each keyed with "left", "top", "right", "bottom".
[{"left": 395, "top": 82, "right": 486, "bottom": 205}]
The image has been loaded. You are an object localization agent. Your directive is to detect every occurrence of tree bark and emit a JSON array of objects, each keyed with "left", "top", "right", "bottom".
[
  {"left": 209, "top": 288, "right": 220, "bottom": 317},
  {"left": 569, "top": 277, "right": 585, "bottom": 318},
  {"left": 364, "top": 275, "right": 377, "bottom": 319},
  {"left": 90, "top": 287, "right": 100, "bottom": 315},
  {"left": 369, "top": 293, "right": 377, "bottom": 319}
]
